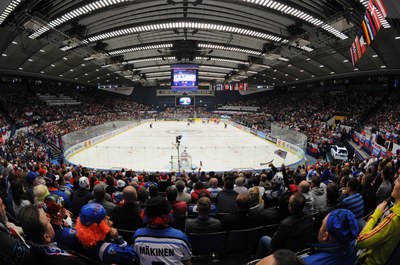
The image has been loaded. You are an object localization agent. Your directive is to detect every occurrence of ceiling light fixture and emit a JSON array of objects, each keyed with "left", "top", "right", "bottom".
[
  {"left": 85, "top": 22, "right": 282, "bottom": 44},
  {"left": 243, "top": 0, "right": 348, "bottom": 39},
  {"left": 0, "top": 0, "right": 23, "bottom": 25},
  {"left": 109, "top": 43, "right": 174, "bottom": 56},
  {"left": 195, "top": 57, "right": 249, "bottom": 65},
  {"left": 198, "top": 43, "right": 262, "bottom": 56},
  {"left": 29, "top": 0, "right": 132, "bottom": 39}
]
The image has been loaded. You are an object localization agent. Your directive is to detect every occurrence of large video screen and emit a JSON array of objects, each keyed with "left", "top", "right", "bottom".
[
  {"left": 171, "top": 64, "right": 198, "bottom": 93},
  {"left": 175, "top": 96, "right": 195, "bottom": 107}
]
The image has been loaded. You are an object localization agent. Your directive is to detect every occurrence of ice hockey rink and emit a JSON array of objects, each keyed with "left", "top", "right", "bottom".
[{"left": 67, "top": 121, "right": 303, "bottom": 172}]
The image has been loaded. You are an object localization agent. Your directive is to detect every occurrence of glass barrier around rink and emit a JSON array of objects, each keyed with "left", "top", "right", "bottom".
[
  {"left": 65, "top": 144, "right": 305, "bottom": 173},
  {"left": 271, "top": 123, "right": 307, "bottom": 150},
  {"left": 62, "top": 120, "right": 140, "bottom": 152}
]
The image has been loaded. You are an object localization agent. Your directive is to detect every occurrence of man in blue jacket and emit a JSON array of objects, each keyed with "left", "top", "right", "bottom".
[{"left": 302, "top": 209, "right": 359, "bottom": 265}]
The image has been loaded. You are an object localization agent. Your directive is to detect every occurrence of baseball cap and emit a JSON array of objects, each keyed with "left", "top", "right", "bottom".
[
  {"left": 117, "top": 179, "right": 126, "bottom": 188},
  {"left": 27, "top": 171, "right": 38, "bottom": 183},
  {"left": 79, "top": 176, "right": 90, "bottom": 190},
  {"left": 93, "top": 182, "right": 106, "bottom": 194},
  {"left": 45, "top": 173, "right": 60, "bottom": 185},
  {"left": 38, "top": 168, "right": 47, "bottom": 175},
  {"left": 79, "top": 203, "right": 107, "bottom": 226}
]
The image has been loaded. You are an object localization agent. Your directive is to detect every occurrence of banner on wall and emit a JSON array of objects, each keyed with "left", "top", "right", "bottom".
[{"left": 353, "top": 131, "right": 394, "bottom": 157}]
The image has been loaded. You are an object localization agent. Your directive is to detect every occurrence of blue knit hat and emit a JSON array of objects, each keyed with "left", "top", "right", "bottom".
[
  {"left": 79, "top": 203, "right": 107, "bottom": 226},
  {"left": 26, "top": 171, "right": 38, "bottom": 183},
  {"left": 327, "top": 209, "right": 359, "bottom": 242}
]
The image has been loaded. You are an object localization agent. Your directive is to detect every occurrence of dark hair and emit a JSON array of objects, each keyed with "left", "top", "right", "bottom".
[
  {"left": 382, "top": 166, "right": 392, "bottom": 180},
  {"left": 278, "top": 192, "right": 291, "bottom": 217},
  {"left": 326, "top": 183, "right": 339, "bottom": 205},
  {"left": 347, "top": 178, "right": 359, "bottom": 192},
  {"left": 224, "top": 180, "right": 234, "bottom": 190},
  {"left": 148, "top": 184, "right": 159, "bottom": 197},
  {"left": 195, "top": 181, "right": 204, "bottom": 190},
  {"left": 274, "top": 249, "right": 306, "bottom": 265},
  {"left": 19, "top": 205, "right": 46, "bottom": 244},
  {"left": 166, "top": 186, "right": 178, "bottom": 201},
  {"left": 10, "top": 175, "right": 25, "bottom": 206},
  {"left": 311, "top": 175, "right": 321, "bottom": 188},
  {"left": 340, "top": 175, "right": 350, "bottom": 187},
  {"left": 362, "top": 174, "right": 373, "bottom": 186},
  {"left": 106, "top": 176, "right": 114, "bottom": 187},
  {"left": 289, "top": 193, "right": 305, "bottom": 215},
  {"left": 137, "top": 187, "right": 149, "bottom": 203}
]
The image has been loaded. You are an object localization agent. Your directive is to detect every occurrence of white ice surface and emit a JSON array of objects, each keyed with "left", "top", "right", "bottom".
[{"left": 68, "top": 121, "right": 302, "bottom": 172}]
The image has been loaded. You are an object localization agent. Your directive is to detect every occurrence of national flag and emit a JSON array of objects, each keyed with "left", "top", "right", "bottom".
[
  {"left": 234, "top": 83, "right": 239, "bottom": 90},
  {"left": 1, "top": 128, "right": 6, "bottom": 136},
  {"left": 373, "top": 0, "right": 388, "bottom": 18},
  {"left": 361, "top": 21, "right": 371, "bottom": 45},
  {"left": 350, "top": 46, "right": 355, "bottom": 65},
  {"left": 364, "top": 13, "right": 376, "bottom": 41},
  {"left": 230, "top": 84, "right": 234, "bottom": 90},
  {"left": 352, "top": 42, "right": 358, "bottom": 64},
  {"left": 359, "top": 34, "right": 367, "bottom": 54},
  {"left": 355, "top": 36, "right": 362, "bottom": 59},
  {"left": 243, "top": 83, "right": 248, "bottom": 91},
  {"left": 224, "top": 84, "right": 230, "bottom": 90},
  {"left": 274, "top": 149, "right": 288, "bottom": 159},
  {"left": 239, "top": 83, "right": 244, "bottom": 90},
  {"left": 368, "top": 0, "right": 382, "bottom": 31}
]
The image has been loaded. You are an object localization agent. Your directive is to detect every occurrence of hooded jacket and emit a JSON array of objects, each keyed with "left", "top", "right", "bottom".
[{"left": 310, "top": 186, "right": 326, "bottom": 213}]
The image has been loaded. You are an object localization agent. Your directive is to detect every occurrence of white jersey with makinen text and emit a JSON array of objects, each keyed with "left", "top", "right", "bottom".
[{"left": 133, "top": 227, "right": 192, "bottom": 265}]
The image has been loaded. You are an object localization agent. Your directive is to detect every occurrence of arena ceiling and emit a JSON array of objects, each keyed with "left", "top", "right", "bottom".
[{"left": 0, "top": 0, "right": 399, "bottom": 87}]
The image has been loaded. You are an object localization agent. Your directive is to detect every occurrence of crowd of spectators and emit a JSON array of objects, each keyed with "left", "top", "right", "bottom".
[
  {"left": 229, "top": 90, "right": 386, "bottom": 146},
  {"left": 366, "top": 90, "right": 400, "bottom": 146},
  {"left": 157, "top": 107, "right": 211, "bottom": 119},
  {"left": 0, "top": 153, "right": 399, "bottom": 264},
  {"left": 0, "top": 85, "right": 400, "bottom": 264}
]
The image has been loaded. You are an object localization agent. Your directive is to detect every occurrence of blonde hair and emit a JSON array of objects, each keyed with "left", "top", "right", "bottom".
[
  {"left": 249, "top": 187, "right": 263, "bottom": 207},
  {"left": 33, "top": 184, "right": 50, "bottom": 204}
]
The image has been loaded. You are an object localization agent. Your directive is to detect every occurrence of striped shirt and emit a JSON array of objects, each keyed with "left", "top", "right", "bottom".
[{"left": 341, "top": 193, "right": 364, "bottom": 220}]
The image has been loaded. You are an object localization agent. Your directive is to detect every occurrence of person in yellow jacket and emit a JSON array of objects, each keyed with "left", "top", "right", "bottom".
[{"left": 356, "top": 176, "right": 400, "bottom": 265}]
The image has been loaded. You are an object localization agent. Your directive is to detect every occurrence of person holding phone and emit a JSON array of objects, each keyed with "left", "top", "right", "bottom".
[{"left": 356, "top": 176, "right": 400, "bottom": 265}]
